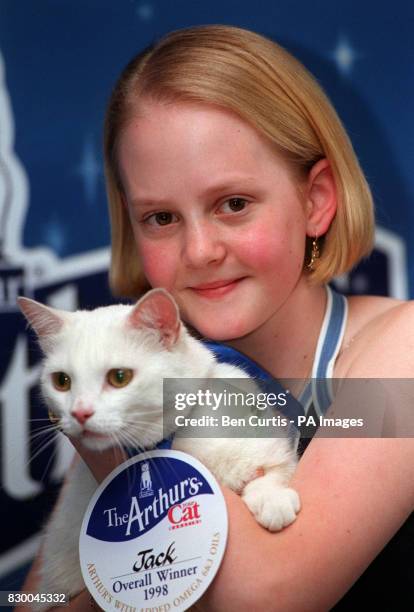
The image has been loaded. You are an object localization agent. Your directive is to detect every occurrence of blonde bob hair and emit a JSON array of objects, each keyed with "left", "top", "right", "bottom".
[{"left": 104, "top": 24, "right": 374, "bottom": 297}]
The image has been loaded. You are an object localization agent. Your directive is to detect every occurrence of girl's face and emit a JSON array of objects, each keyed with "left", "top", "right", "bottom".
[{"left": 118, "top": 101, "right": 314, "bottom": 341}]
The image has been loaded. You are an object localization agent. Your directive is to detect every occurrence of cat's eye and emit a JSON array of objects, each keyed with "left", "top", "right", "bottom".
[
  {"left": 107, "top": 368, "right": 133, "bottom": 388},
  {"left": 51, "top": 371, "right": 71, "bottom": 391}
]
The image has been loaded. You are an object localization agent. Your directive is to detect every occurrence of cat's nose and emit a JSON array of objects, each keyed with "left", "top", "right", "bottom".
[{"left": 71, "top": 405, "right": 94, "bottom": 425}]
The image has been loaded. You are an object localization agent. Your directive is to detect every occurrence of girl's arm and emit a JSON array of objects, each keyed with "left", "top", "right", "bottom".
[
  {"left": 194, "top": 302, "right": 414, "bottom": 610},
  {"left": 197, "top": 437, "right": 414, "bottom": 611}
]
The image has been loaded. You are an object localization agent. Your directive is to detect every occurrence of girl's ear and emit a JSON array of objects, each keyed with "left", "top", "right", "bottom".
[
  {"left": 304, "top": 159, "right": 337, "bottom": 237},
  {"left": 127, "top": 288, "right": 181, "bottom": 349}
]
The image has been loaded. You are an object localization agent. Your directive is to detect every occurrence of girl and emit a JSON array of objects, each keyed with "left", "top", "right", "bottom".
[{"left": 20, "top": 25, "right": 414, "bottom": 611}]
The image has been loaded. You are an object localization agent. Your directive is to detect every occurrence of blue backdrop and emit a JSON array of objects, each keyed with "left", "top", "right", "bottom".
[{"left": 0, "top": 0, "right": 413, "bottom": 597}]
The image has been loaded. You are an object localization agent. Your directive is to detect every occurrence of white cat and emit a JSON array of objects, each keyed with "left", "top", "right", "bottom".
[{"left": 18, "top": 288, "right": 299, "bottom": 603}]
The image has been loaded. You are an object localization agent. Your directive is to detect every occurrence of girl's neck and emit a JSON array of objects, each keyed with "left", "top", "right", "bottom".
[{"left": 228, "top": 281, "right": 327, "bottom": 380}]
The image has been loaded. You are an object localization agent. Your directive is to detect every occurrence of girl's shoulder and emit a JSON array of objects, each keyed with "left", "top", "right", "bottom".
[{"left": 336, "top": 294, "right": 414, "bottom": 377}]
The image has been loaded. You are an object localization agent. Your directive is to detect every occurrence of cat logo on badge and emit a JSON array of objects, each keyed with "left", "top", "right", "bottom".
[{"left": 139, "top": 461, "right": 154, "bottom": 498}]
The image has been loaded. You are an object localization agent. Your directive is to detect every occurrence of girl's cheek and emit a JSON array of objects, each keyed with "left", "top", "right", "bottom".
[
  {"left": 237, "top": 228, "right": 305, "bottom": 283},
  {"left": 138, "top": 242, "right": 177, "bottom": 288},
  {"left": 238, "top": 228, "right": 285, "bottom": 266}
]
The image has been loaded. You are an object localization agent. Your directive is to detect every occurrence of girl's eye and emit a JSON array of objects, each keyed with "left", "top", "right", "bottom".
[
  {"left": 220, "top": 198, "right": 248, "bottom": 213},
  {"left": 145, "top": 212, "right": 177, "bottom": 226},
  {"left": 51, "top": 372, "right": 71, "bottom": 392},
  {"left": 107, "top": 368, "right": 133, "bottom": 388}
]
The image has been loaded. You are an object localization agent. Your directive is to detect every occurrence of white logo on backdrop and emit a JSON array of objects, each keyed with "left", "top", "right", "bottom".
[{"left": 0, "top": 50, "right": 110, "bottom": 579}]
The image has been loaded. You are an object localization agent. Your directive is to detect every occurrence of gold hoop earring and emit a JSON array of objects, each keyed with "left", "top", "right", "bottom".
[{"left": 307, "top": 236, "right": 320, "bottom": 271}]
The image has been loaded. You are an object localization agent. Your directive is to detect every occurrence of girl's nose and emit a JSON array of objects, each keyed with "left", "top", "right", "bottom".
[{"left": 182, "top": 221, "right": 226, "bottom": 269}]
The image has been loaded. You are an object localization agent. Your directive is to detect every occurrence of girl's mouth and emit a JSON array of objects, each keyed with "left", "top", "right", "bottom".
[{"left": 190, "top": 278, "right": 245, "bottom": 298}]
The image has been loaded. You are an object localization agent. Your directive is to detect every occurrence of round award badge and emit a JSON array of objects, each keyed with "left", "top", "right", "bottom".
[{"left": 79, "top": 449, "right": 228, "bottom": 611}]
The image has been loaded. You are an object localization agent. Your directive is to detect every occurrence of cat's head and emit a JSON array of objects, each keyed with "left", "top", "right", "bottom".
[{"left": 18, "top": 289, "right": 204, "bottom": 451}]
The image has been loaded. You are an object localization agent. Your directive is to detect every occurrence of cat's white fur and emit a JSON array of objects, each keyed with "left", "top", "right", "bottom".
[{"left": 19, "top": 289, "right": 299, "bottom": 604}]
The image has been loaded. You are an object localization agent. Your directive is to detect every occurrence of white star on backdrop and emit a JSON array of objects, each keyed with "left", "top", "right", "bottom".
[
  {"left": 43, "top": 218, "right": 65, "bottom": 254},
  {"left": 135, "top": 2, "right": 154, "bottom": 21},
  {"left": 332, "top": 36, "right": 361, "bottom": 75},
  {"left": 74, "top": 135, "right": 101, "bottom": 204},
  {"left": 334, "top": 271, "right": 370, "bottom": 294}
]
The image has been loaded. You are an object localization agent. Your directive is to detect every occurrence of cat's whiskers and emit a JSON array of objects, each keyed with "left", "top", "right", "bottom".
[
  {"left": 124, "top": 412, "right": 162, "bottom": 422},
  {"left": 26, "top": 429, "right": 60, "bottom": 467},
  {"left": 125, "top": 424, "right": 162, "bottom": 439},
  {"left": 130, "top": 406, "right": 162, "bottom": 415},
  {"left": 107, "top": 430, "right": 140, "bottom": 494},
  {"left": 123, "top": 416, "right": 163, "bottom": 435},
  {"left": 38, "top": 441, "right": 59, "bottom": 483},
  {"left": 29, "top": 423, "right": 61, "bottom": 441},
  {"left": 5, "top": 427, "right": 58, "bottom": 480},
  {"left": 116, "top": 427, "right": 175, "bottom": 492},
  {"left": 29, "top": 426, "right": 58, "bottom": 448},
  {"left": 116, "top": 437, "right": 167, "bottom": 493},
  {"left": 117, "top": 428, "right": 144, "bottom": 452},
  {"left": 126, "top": 426, "right": 164, "bottom": 449},
  {"left": 108, "top": 431, "right": 125, "bottom": 453}
]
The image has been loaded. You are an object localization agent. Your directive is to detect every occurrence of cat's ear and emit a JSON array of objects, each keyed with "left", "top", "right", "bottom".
[
  {"left": 127, "top": 289, "right": 181, "bottom": 349},
  {"left": 18, "top": 297, "right": 67, "bottom": 349}
]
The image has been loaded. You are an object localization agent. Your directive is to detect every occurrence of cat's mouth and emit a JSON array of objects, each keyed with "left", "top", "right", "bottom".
[
  {"left": 82, "top": 429, "right": 111, "bottom": 440},
  {"left": 79, "top": 428, "right": 115, "bottom": 451}
]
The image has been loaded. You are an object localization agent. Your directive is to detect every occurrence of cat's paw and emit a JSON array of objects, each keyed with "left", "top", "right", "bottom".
[{"left": 241, "top": 479, "right": 300, "bottom": 531}]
